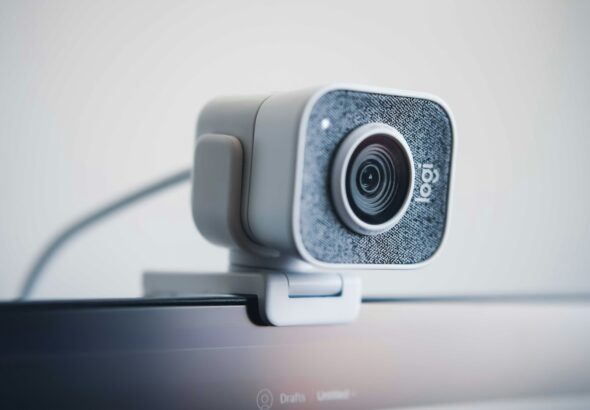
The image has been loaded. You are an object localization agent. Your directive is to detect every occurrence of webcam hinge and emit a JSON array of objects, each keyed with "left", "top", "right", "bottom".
[
  {"left": 285, "top": 273, "right": 342, "bottom": 297},
  {"left": 143, "top": 271, "right": 361, "bottom": 326}
]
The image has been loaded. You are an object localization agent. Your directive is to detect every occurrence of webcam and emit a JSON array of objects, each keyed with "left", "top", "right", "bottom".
[{"left": 145, "top": 84, "right": 455, "bottom": 326}]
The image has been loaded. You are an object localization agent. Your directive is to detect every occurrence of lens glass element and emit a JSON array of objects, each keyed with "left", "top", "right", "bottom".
[{"left": 345, "top": 134, "right": 412, "bottom": 225}]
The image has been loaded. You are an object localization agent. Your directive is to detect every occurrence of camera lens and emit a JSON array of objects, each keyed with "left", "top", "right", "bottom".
[
  {"left": 331, "top": 124, "right": 414, "bottom": 235},
  {"left": 346, "top": 134, "right": 411, "bottom": 225},
  {"left": 358, "top": 162, "right": 381, "bottom": 195}
]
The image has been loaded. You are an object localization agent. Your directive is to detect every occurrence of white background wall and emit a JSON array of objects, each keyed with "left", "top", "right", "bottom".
[{"left": 1, "top": 0, "right": 588, "bottom": 300}]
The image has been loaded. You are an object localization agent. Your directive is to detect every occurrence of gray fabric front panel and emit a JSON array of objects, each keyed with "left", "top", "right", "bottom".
[{"left": 299, "top": 90, "right": 453, "bottom": 265}]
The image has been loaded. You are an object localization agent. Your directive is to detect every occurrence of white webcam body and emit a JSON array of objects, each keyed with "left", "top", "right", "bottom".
[
  {"left": 193, "top": 84, "right": 454, "bottom": 271},
  {"left": 147, "top": 84, "right": 455, "bottom": 326}
]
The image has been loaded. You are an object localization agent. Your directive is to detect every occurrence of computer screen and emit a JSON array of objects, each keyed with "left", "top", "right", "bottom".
[{"left": 2, "top": 298, "right": 589, "bottom": 409}]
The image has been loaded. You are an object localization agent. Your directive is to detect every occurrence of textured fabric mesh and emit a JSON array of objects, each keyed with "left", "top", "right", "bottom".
[{"left": 299, "top": 90, "right": 453, "bottom": 264}]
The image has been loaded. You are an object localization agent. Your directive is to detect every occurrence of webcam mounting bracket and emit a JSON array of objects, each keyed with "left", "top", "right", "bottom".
[{"left": 143, "top": 271, "right": 361, "bottom": 326}]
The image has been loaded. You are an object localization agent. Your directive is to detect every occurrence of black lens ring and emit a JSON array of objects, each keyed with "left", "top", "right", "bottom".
[
  {"left": 330, "top": 123, "right": 415, "bottom": 235},
  {"left": 345, "top": 134, "right": 411, "bottom": 225}
]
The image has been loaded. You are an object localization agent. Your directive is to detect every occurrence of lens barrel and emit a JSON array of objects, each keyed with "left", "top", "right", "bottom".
[{"left": 331, "top": 124, "right": 414, "bottom": 235}]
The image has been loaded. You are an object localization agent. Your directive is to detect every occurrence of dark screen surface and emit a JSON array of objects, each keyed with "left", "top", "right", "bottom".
[{"left": 1, "top": 297, "right": 590, "bottom": 409}]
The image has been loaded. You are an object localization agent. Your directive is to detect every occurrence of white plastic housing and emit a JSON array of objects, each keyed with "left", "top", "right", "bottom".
[{"left": 193, "top": 84, "right": 455, "bottom": 272}]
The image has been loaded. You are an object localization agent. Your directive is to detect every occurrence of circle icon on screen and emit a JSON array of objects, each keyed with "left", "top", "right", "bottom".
[{"left": 256, "top": 388, "right": 274, "bottom": 410}]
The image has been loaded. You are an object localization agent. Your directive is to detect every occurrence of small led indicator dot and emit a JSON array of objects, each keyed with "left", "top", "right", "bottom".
[{"left": 321, "top": 118, "right": 331, "bottom": 130}]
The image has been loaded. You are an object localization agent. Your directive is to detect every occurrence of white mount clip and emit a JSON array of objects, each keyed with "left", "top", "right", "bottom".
[{"left": 144, "top": 271, "right": 361, "bottom": 326}]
